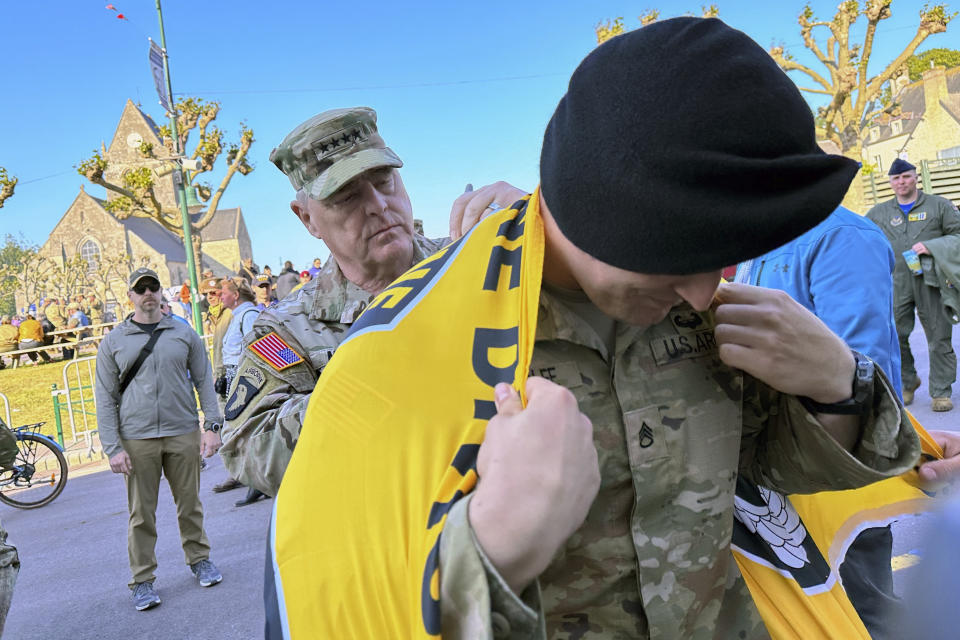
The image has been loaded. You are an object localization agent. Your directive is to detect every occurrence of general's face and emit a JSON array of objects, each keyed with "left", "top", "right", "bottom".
[
  {"left": 889, "top": 170, "right": 918, "bottom": 199},
  {"left": 127, "top": 278, "right": 161, "bottom": 315},
  {"left": 542, "top": 199, "right": 721, "bottom": 326},
  {"left": 293, "top": 168, "right": 414, "bottom": 280}
]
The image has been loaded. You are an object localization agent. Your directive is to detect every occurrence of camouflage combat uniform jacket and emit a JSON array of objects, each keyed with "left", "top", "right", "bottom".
[
  {"left": 219, "top": 234, "right": 446, "bottom": 495},
  {"left": 439, "top": 288, "right": 919, "bottom": 640}
]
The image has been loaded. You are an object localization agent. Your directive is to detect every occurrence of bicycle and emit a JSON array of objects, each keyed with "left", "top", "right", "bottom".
[{"left": 0, "top": 422, "right": 68, "bottom": 509}]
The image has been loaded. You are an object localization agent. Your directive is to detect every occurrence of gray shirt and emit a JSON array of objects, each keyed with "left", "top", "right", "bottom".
[{"left": 94, "top": 315, "right": 223, "bottom": 457}]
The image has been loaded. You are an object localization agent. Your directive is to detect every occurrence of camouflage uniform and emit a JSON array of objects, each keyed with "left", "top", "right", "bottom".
[
  {"left": 866, "top": 191, "right": 960, "bottom": 397},
  {"left": 219, "top": 234, "right": 445, "bottom": 495},
  {"left": 87, "top": 299, "right": 104, "bottom": 326},
  {"left": 439, "top": 289, "right": 919, "bottom": 640}
]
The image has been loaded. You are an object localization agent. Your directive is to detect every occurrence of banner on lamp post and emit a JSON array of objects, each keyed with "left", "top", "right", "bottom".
[{"left": 148, "top": 39, "right": 171, "bottom": 112}]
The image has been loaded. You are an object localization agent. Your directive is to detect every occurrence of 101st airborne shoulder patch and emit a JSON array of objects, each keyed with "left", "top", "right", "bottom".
[
  {"left": 224, "top": 366, "right": 267, "bottom": 421},
  {"left": 248, "top": 332, "right": 305, "bottom": 371}
]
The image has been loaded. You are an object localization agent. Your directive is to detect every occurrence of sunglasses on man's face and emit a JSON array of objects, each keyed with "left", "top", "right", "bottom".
[{"left": 132, "top": 281, "right": 161, "bottom": 295}]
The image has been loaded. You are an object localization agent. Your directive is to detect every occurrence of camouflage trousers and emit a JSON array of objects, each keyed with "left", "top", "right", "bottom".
[{"left": 0, "top": 517, "right": 20, "bottom": 636}]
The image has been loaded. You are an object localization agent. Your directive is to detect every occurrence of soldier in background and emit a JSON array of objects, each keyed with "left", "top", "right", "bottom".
[
  {"left": 866, "top": 158, "right": 960, "bottom": 412},
  {"left": 86, "top": 292, "right": 104, "bottom": 328},
  {"left": 219, "top": 107, "right": 519, "bottom": 496}
]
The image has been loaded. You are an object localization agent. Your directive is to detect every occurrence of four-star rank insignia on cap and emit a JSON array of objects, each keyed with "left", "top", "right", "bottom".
[{"left": 248, "top": 332, "right": 305, "bottom": 371}]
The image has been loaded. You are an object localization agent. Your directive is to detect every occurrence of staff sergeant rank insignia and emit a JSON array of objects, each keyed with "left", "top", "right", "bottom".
[{"left": 248, "top": 332, "right": 305, "bottom": 371}]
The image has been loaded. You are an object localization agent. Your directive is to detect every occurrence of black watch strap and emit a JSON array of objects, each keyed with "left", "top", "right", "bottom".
[{"left": 798, "top": 351, "right": 875, "bottom": 416}]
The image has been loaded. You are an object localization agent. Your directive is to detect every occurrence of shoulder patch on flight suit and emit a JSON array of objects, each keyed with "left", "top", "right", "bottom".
[
  {"left": 908, "top": 211, "right": 926, "bottom": 222},
  {"left": 890, "top": 215, "right": 903, "bottom": 227},
  {"left": 649, "top": 329, "right": 718, "bottom": 366},
  {"left": 224, "top": 367, "right": 267, "bottom": 421},
  {"left": 248, "top": 332, "right": 305, "bottom": 371}
]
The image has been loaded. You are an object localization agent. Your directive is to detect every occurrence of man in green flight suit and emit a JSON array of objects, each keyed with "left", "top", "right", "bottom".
[{"left": 866, "top": 158, "right": 960, "bottom": 411}]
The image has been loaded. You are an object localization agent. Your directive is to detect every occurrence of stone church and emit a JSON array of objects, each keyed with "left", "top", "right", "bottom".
[{"left": 40, "top": 100, "right": 253, "bottom": 308}]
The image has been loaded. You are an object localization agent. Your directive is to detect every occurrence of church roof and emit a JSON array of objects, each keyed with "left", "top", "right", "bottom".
[
  {"left": 121, "top": 215, "right": 188, "bottom": 261},
  {"left": 193, "top": 207, "right": 243, "bottom": 242}
]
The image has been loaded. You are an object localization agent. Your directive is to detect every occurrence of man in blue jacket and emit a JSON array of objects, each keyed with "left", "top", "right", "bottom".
[{"left": 735, "top": 206, "right": 960, "bottom": 637}]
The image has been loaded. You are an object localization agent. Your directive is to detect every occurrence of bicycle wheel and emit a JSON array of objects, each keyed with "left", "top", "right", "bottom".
[{"left": 0, "top": 434, "right": 69, "bottom": 509}]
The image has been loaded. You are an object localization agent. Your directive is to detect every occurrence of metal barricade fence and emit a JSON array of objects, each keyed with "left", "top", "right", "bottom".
[
  {"left": 0, "top": 392, "right": 10, "bottom": 427},
  {"left": 54, "top": 356, "right": 98, "bottom": 454}
]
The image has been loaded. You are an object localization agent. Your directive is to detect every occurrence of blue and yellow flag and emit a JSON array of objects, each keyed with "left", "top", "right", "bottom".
[{"left": 268, "top": 193, "right": 543, "bottom": 639}]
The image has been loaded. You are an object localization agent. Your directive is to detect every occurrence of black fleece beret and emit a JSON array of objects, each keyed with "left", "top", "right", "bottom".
[{"left": 539, "top": 17, "right": 859, "bottom": 275}]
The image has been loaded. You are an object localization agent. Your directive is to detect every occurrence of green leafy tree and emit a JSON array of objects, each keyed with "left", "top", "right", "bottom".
[
  {"left": 907, "top": 47, "right": 960, "bottom": 80},
  {"left": 0, "top": 168, "right": 16, "bottom": 209},
  {"left": 77, "top": 97, "right": 254, "bottom": 266}
]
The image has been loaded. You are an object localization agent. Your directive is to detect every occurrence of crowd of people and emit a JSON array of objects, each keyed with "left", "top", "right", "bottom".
[
  {"left": 2, "top": 15, "right": 960, "bottom": 640},
  {"left": 0, "top": 257, "right": 325, "bottom": 370},
  {"left": 0, "top": 293, "right": 102, "bottom": 367}
]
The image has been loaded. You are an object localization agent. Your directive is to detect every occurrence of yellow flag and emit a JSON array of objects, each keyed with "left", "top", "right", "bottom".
[
  {"left": 270, "top": 193, "right": 544, "bottom": 638},
  {"left": 733, "top": 414, "right": 943, "bottom": 639}
]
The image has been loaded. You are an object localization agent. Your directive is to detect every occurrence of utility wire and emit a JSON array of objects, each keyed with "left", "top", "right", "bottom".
[{"left": 175, "top": 72, "right": 568, "bottom": 97}]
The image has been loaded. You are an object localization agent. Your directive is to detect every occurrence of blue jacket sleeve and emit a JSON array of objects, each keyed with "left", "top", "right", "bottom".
[{"left": 806, "top": 224, "right": 902, "bottom": 396}]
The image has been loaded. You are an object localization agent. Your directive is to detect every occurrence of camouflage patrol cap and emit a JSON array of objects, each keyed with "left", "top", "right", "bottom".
[
  {"left": 270, "top": 107, "right": 403, "bottom": 201},
  {"left": 128, "top": 267, "right": 160, "bottom": 289}
]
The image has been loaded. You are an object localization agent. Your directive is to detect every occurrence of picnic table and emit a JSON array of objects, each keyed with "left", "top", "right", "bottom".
[{"left": 1, "top": 321, "right": 119, "bottom": 369}]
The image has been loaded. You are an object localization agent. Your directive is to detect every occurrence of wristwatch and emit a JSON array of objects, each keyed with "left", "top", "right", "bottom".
[
  {"left": 204, "top": 423, "right": 222, "bottom": 434},
  {"left": 798, "top": 351, "right": 875, "bottom": 416}
]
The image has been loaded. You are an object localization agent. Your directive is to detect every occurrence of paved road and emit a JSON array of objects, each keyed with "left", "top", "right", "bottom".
[
  {"left": 1, "top": 322, "right": 958, "bottom": 638},
  {"left": 890, "top": 323, "right": 959, "bottom": 597},
  {"left": 3, "top": 454, "right": 271, "bottom": 640}
]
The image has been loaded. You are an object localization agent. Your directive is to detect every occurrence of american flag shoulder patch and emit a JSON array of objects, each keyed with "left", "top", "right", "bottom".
[{"left": 248, "top": 332, "right": 305, "bottom": 371}]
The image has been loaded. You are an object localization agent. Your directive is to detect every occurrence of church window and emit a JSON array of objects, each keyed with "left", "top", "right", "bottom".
[{"left": 80, "top": 239, "right": 101, "bottom": 273}]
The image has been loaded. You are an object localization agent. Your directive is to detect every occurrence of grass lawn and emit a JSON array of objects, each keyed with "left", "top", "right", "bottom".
[{"left": 0, "top": 354, "right": 97, "bottom": 445}]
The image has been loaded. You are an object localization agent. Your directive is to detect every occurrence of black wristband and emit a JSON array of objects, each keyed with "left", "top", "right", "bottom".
[{"left": 798, "top": 351, "right": 874, "bottom": 416}]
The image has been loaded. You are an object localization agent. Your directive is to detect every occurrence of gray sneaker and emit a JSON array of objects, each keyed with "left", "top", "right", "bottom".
[
  {"left": 132, "top": 581, "right": 161, "bottom": 611},
  {"left": 190, "top": 559, "right": 223, "bottom": 587}
]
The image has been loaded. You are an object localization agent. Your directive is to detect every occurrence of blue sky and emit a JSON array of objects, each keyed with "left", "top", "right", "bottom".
[{"left": 0, "top": 1, "right": 950, "bottom": 270}]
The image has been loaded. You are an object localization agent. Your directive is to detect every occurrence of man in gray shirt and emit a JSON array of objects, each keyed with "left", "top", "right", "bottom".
[{"left": 95, "top": 268, "right": 225, "bottom": 611}]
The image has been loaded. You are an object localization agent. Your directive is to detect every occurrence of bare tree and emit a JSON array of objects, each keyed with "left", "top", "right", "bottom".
[
  {"left": 0, "top": 239, "right": 55, "bottom": 312},
  {"left": 769, "top": 2, "right": 954, "bottom": 160},
  {"left": 77, "top": 97, "right": 254, "bottom": 267}
]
